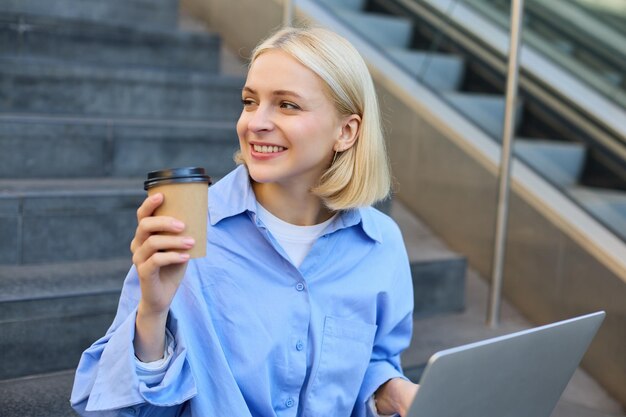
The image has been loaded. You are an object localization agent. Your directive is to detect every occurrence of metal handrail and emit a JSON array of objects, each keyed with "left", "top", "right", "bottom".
[{"left": 487, "top": 0, "right": 525, "bottom": 327}]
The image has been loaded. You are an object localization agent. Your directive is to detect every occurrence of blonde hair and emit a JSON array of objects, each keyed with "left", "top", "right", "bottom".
[{"left": 236, "top": 26, "right": 391, "bottom": 210}]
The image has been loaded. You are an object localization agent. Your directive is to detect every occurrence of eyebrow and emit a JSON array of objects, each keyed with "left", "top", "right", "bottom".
[{"left": 242, "top": 86, "right": 304, "bottom": 99}]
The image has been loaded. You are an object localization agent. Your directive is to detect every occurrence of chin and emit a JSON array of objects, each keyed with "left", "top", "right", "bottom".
[{"left": 245, "top": 164, "right": 278, "bottom": 184}]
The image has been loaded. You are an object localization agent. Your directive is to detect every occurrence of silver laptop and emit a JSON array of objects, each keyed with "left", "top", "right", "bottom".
[{"left": 406, "top": 311, "right": 605, "bottom": 417}]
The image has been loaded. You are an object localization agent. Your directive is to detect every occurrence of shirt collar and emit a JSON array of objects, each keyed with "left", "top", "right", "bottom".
[
  {"left": 208, "top": 165, "right": 382, "bottom": 243},
  {"left": 208, "top": 165, "right": 257, "bottom": 225},
  {"left": 323, "top": 207, "right": 382, "bottom": 243}
]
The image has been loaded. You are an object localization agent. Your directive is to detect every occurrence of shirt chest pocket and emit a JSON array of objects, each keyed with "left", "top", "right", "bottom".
[{"left": 305, "top": 316, "right": 377, "bottom": 416}]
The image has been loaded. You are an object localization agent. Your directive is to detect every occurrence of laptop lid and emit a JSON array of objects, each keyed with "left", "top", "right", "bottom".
[{"left": 406, "top": 311, "right": 605, "bottom": 417}]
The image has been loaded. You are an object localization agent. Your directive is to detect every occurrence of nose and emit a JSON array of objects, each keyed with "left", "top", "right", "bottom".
[{"left": 247, "top": 105, "right": 274, "bottom": 133}]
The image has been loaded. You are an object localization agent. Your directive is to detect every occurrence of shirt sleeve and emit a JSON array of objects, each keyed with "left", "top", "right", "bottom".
[
  {"left": 135, "top": 329, "right": 176, "bottom": 386},
  {"left": 367, "top": 395, "right": 398, "bottom": 417},
  {"left": 70, "top": 266, "right": 197, "bottom": 415},
  {"left": 354, "top": 230, "right": 414, "bottom": 417}
]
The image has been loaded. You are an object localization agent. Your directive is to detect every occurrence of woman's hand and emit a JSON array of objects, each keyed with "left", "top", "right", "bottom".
[
  {"left": 374, "top": 378, "right": 419, "bottom": 416},
  {"left": 130, "top": 192, "right": 195, "bottom": 361}
]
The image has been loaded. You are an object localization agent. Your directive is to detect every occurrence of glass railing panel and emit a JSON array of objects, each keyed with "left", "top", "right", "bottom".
[
  {"left": 571, "top": 0, "right": 626, "bottom": 36},
  {"left": 464, "top": 0, "right": 626, "bottom": 108}
]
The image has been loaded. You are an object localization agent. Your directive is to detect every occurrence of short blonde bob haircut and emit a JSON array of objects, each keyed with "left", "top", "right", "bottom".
[{"left": 236, "top": 26, "right": 391, "bottom": 211}]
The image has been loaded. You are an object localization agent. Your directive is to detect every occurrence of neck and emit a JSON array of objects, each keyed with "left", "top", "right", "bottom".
[{"left": 252, "top": 181, "right": 334, "bottom": 226}]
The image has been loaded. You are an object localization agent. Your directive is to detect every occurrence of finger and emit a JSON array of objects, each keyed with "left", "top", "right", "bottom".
[
  {"left": 133, "top": 235, "right": 195, "bottom": 265},
  {"left": 133, "top": 216, "right": 186, "bottom": 252},
  {"left": 136, "top": 193, "right": 164, "bottom": 223},
  {"left": 133, "top": 235, "right": 195, "bottom": 266},
  {"left": 137, "top": 251, "right": 191, "bottom": 280}
]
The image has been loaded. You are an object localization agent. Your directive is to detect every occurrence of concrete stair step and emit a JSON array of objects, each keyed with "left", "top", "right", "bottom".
[
  {"left": 0, "top": 258, "right": 129, "bottom": 379},
  {"left": 514, "top": 139, "right": 587, "bottom": 188},
  {"left": 0, "top": 0, "right": 178, "bottom": 30},
  {"left": 390, "top": 201, "right": 466, "bottom": 318},
  {"left": 0, "top": 369, "right": 78, "bottom": 416},
  {"left": 0, "top": 176, "right": 145, "bottom": 196},
  {"left": 335, "top": 9, "right": 413, "bottom": 49},
  {"left": 0, "top": 12, "right": 221, "bottom": 71},
  {"left": 442, "top": 92, "right": 524, "bottom": 139},
  {"left": 387, "top": 48, "right": 466, "bottom": 91},
  {"left": 0, "top": 258, "right": 129, "bottom": 304},
  {"left": 568, "top": 187, "right": 626, "bottom": 241},
  {"left": 0, "top": 178, "right": 145, "bottom": 265},
  {"left": 0, "top": 56, "right": 244, "bottom": 120},
  {"left": 0, "top": 115, "right": 238, "bottom": 179}
]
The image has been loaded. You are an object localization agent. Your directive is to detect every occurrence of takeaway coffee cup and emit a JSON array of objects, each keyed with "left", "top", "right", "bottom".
[{"left": 144, "top": 167, "right": 212, "bottom": 259}]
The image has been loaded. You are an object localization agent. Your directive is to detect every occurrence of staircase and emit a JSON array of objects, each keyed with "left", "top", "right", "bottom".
[
  {"left": 0, "top": 0, "right": 466, "bottom": 413},
  {"left": 318, "top": 0, "right": 626, "bottom": 242},
  {"left": 0, "top": 0, "right": 240, "bottom": 413}
]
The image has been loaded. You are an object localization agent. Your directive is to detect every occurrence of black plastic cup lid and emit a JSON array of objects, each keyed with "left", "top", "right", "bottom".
[{"left": 144, "top": 167, "right": 212, "bottom": 190}]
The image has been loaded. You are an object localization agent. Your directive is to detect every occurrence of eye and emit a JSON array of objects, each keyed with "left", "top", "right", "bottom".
[
  {"left": 280, "top": 101, "right": 300, "bottom": 110},
  {"left": 241, "top": 98, "right": 256, "bottom": 107}
]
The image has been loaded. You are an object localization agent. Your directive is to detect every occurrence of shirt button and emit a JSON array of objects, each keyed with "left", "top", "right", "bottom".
[
  {"left": 296, "top": 340, "right": 304, "bottom": 351},
  {"left": 285, "top": 397, "right": 295, "bottom": 408},
  {"left": 295, "top": 282, "right": 305, "bottom": 291}
]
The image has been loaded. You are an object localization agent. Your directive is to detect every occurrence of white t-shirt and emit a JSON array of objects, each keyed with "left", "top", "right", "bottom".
[{"left": 256, "top": 202, "right": 337, "bottom": 268}]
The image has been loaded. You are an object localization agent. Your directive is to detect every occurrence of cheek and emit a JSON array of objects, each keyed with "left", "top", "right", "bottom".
[
  {"left": 297, "top": 119, "right": 338, "bottom": 150},
  {"left": 236, "top": 115, "right": 248, "bottom": 143}
]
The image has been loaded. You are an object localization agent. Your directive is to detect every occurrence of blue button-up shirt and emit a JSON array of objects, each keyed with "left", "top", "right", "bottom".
[{"left": 71, "top": 165, "right": 413, "bottom": 416}]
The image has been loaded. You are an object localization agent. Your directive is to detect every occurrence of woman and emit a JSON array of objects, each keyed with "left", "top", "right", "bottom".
[{"left": 71, "top": 26, "right": 418, "bottom": 416}]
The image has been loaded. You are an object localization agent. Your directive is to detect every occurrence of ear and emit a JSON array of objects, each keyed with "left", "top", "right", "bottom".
[{"left": 334, "top": 114, "right": 361, "bottom": 152}]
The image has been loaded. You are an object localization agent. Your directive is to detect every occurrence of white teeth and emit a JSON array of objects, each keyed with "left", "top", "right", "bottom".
[{"left": 253, "top": 144, "right": 285, "bottom": 153}]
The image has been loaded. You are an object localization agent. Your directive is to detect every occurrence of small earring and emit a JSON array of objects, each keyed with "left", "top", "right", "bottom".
[{"left": 332, "top": 150, "right": 339, "bottom": 165}]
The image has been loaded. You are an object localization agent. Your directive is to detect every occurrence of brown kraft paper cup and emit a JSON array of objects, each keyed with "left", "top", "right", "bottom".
[{"left": 144, "top": 167, "right": 212, "bottom": 259}]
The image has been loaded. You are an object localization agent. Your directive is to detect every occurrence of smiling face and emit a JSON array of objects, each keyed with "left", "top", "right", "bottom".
[{"left": 236, "top": 50, "right": 345, "bottom": 191}]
